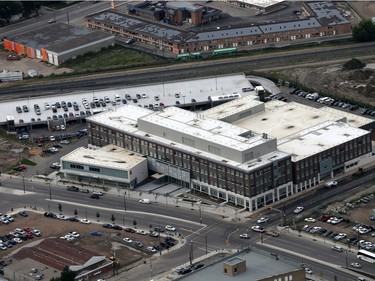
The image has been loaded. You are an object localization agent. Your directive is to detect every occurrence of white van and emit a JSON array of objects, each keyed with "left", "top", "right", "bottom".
[
  {"left": 358, "top": 277, "right": 366, "bottom": 281},
  {"left": 139, "top": 199, "right": 150, "bottom": 204}
]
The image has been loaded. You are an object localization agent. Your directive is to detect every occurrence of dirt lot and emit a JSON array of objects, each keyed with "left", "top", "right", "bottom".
[{"left": 0, "top": 211, "right": 173, "bottom": 273}]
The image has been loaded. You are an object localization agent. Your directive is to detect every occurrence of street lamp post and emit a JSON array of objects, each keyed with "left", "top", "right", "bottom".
[
  {"left": 123, "top": 191, "right": 127, "bottom": 212},
  {"left": 49, "top": 182, "right": 52, "bottom": 200},
  {"left": 22, "top": 174, "right": 25, "bottom": 194},
  {"left": 345, "top": 249, "right": 348, "bottom": 269},
  {"left": 189, "top": 240, "right": 194, "bottom": 266}
]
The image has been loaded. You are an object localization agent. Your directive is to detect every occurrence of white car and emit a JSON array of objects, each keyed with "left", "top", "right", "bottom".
[
  {"left": 165, "top": 225, "right": 176, "bottom": 232},
  {"left": 147, "top": 246, "right": 157, "bottom": 253},
  {"left": 123, "top": 238, "right": 133, "bottom": 243},
  {"left": 294, "top": 206, "right": 304, "bottom": 214},
  {"left": 13, "top": 238, "right": 22, "bottom": 244},
  {"left": 93, "top": 191, "right": 103, "bottom": 196},
  {"left": 305, "top": 268, "right": 313, "bottom": 274},
  {"left": 325, "top": 180, "right": 338, "bottom": 188},
  {"left": 304, "top": 217, "right": 316, "bottom": 223},
  {"left": 257, "top": 217, "right": 269, "bottom": 224},
  {"left": 331, "top": 245, "right": 343, "bottom": 252},
  {"left": 136, "top": 230, "right": 147, "bottom": 235},
  {"left": 80, "top": 219, "right": 91, "bottom": 224},
  {"left": 60, "top": 140, "right": 70, "bottom": 144},
  {"left": 57, "top": 214, "right": 68, "bottom": 220},
  {"left": 139, "top": 199, "right": 150, "bottom": 204},
  {"left": 239, "top": 233, "right": 250, "bottom": 239},
  {"left": 251, "top": 225, "right": 265, "bottom": 233},
  {"left": 69, "top": 231, "right": 80, "bottom": 238},
  {"left": 50, "top": 136, "right": 56, "bottom": 141},
  {"left": 60, "top": 125, "right": 66, "bottom": 130},
  {"left": 350, "top": 262, "right": 362, "bottom": 268}
]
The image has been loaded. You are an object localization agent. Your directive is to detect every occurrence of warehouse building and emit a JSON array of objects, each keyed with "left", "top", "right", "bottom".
[
  {"left": 176, "top": 247, "right": 305, "bottom": 281},
  {"left": 84, "top": 1, "right": 352, "bottom": 57},
  {"left": 3, "top": 22, "right": 115, "bottom": 66},
  {"left": 6, "top": 239, "right": 112, "bottom": 281}
]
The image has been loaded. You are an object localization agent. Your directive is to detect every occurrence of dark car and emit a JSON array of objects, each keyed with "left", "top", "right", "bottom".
[
  {"left": 111, "top": 224, "right": 123, "bottom": 230},
  {"left": 18, "top": 210, "right": 28, "bottom": 217},
  {"left": 67, "top": 186, "right": 79, "bottom": 192},
  {"left": 154, "top": 227, "right": 164, "bottom": 233},
  {"left": 90, "top": 194, "right": 100, "bottom": 199},
  {"left": 134, "top": 241, "right": 144, "bottom": 248},
  {"left": 68, "top": 217, "right": 79, "bottom": 222},
  {"left": 43, "top": 212, "right": 56, "bottom": 218},
  {"left": 124, "top": 228, "right": 136, "bottom": 233},
  {"left": 191, "top": 263, "right": 204, "bottom": 270},
  {"left": 102, "top": 223, "right": 113, "bottom": 229}
]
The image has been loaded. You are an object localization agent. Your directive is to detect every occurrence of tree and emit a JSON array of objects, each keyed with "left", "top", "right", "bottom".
[
  {"left": 96, "top": 211, "right": 100, "bottom": 222},
  {"left": 352, "top": 19, "right": 375, "bottom": 42},
  {"left": 74, "top": 209, "right": 78, "bottom": 217},
  {"left": 58, "top": 203, "right": 62, "bottom": 214},
  {"left": 133, "top": 219, "right": 137, "bottom": 228},
  {"left": 111, "top": 214, "right": 115, "bottom": 224},
  {"left": 60, "top": 265, "right": 76, "bottom": 281}
]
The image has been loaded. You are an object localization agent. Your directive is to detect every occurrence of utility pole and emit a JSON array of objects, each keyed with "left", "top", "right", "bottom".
[
  {"left": 266, "top": 205, "right": 285, "bottom": 226},
  {"left": 22, "top": 174, "right": 25, "bottom": 194},
  {"left": 49, "top": 182, "right": 52, "bottom": 200},
  {"left": 123, "top": 191, "right": 127, "bottom": 212}
]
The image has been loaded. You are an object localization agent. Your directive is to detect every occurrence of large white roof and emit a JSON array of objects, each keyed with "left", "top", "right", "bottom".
[
  {"left": 88, "top": 105, "right": 289, "bottom": 171},
  {"left": 61, "top": 145, "right": 146, "bottom": 170},
  {"left": 233, "top": 101, "right": 373, "bottom": 139},
  {"left": 278, "top": 121, "right": 369, "bottom": 161}
]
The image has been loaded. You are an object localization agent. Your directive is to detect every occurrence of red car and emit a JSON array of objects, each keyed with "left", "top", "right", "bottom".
[
  {"left": 23, "top": 227, "right": 33, "bottom": 233},
  {"left": 25, "top": 233, "right": 33, "bottom": 239},
  {"left": 6, "top": 54, "right": 20, "bottom": 61}
]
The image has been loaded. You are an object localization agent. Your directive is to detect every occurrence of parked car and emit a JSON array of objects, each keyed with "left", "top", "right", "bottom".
[{"left": 165, "top": 225, "right": 176, "bottom": 232}]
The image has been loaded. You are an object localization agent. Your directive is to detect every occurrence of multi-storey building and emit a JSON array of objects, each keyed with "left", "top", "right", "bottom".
[
  {"left": 85, "top": 74, "right": 374, "bottom": 211},
  {"left": 84, "top": 1, "right": 352, "bottom": 56}
]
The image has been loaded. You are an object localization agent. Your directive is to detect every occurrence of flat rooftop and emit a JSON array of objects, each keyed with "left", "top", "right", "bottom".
[
  {"left": 203, "top": 94, "right": 264, "bottom": 120},
  {"left": 278, "top": 120, "right": 369, "bottom": 161},
  {"left": 239, "top": 0, "right": 285, "bottom": 8},
  {"left": 61, "top": 144, "right": 146, "bottom": 170},
  {"left": 306, "top": 1, "right": 350, "bottom": 26},
  {"left": 88, "top": 105, "right": 290, "bottom": 171},
  {"left": 6, "top": 22, "right": 114, "bottom": 53},
  {"left": 5, "top": 257, "right": 61, "bottom": 281},
  {"left": 233, "top": 101, "right": 373, "bottom": 139},
  {"left": 179, "top": 248, "right": 302, "bottom": 281}
]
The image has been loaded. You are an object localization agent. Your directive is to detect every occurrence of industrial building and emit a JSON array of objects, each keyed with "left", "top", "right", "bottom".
[
  {"left": 5, "top": 238, "right": 112, "bottom": 281},
  {"left": 61, "top": 144, "right": 148, "bottom": 188},
  {"left": 85, "top": 76, "right": 374, "bottom": 211},
  {"left": 3, "top": 22, "right": 115, "bottom": 66},
  {"left": 176, "top": 248, "right": 306, "bottom": 281},
  {"left": 84, "top": 1, "right": 352, "bottom": 57}
]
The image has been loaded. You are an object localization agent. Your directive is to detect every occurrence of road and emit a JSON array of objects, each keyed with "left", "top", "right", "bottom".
[{"left": 1, "top": 170, "right": 375, "bottom": 280}]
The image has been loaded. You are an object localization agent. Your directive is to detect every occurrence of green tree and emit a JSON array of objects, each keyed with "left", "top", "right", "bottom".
[
  {"left": 58, "top": 203, "right": 62, "bottom": 214},
  {"left": 96, "top": 211, "right": 100, "bottom": 222},
  {"left": 352, "top": 19, "right": 375, "bottom": 42},
  {"left": 133, "top": 219, "right": 137, "bottom": 228},
  {"left": 111, "top": 214, "right": 115, "bottom": 224},
  {"left": 60, "top": 265, "right": 76, "bottom": 281},
  {"left": 74, "top": 209, "right": 78, "bottom": 217}
]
